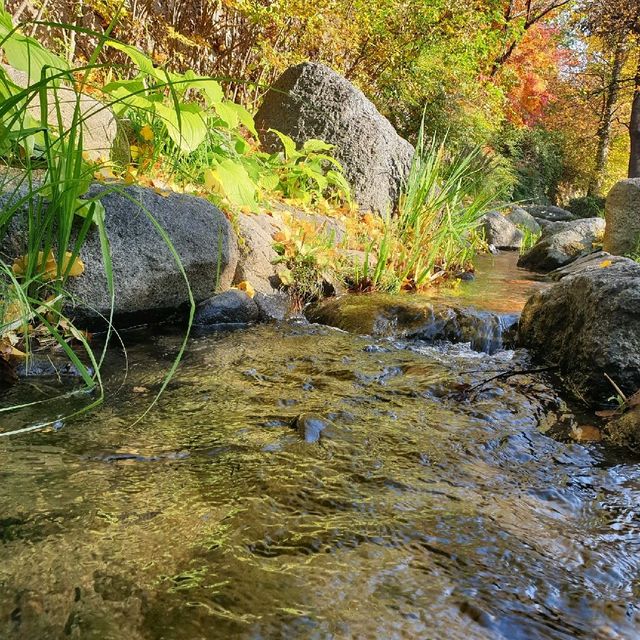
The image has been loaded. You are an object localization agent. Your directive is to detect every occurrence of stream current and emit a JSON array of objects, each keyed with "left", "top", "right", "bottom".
[{"left": 0, "top": 255, "right": 639, "bottom": 639}]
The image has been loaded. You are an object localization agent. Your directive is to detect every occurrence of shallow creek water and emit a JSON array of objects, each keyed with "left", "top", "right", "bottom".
[{"left": 1, "top": 256, "right": 639, "bottom": 640}]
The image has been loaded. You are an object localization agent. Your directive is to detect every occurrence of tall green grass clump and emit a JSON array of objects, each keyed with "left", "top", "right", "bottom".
[
  {"left": 0, "top": 2, "right": 120, "bottom": 425},
  {"left": 360, "top": 120, "right": 504, "bottom": 292}
]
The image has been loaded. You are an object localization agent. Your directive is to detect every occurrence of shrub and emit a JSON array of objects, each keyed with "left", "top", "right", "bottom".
[{"left": 567, "top": 195, "right": 605, "bottom": 219}]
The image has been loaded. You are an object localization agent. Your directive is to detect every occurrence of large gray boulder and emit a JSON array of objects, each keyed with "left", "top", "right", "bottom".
[
  {"left": 604, "top": 178, "right": 640, "bottom": 257},
  {"left": 1, "top": 185, "right": 239, "bottom": 324},
  {"left": 517, "top": 217, "right": 605, "bottom": 272},
  {"left": 518, "top": 257, "right": 640, "bottom": 404},
  {"left": 255, "top": 62, "right": 414, "bottom": 214},
  {"left": 482, "top": 211, "right": 523, "bottom": 250}
]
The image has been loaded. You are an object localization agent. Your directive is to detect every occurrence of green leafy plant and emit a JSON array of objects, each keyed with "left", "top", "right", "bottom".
[
  {"left": 271, "top": 215, "right": 340, "bottom": 306},
  {"left": 256, "top": 130, "right": 351, "bottom": 205},
  {"left": 0, "top": 7, "right": 196, "bottom": 432},
  {"left": 518, "top": 226, "right": 541, "bottom": 254}
]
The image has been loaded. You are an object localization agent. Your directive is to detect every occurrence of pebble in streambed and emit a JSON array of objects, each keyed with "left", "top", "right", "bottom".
[{"left": 291, "top": 413, "right": 333, "bottom": 443}]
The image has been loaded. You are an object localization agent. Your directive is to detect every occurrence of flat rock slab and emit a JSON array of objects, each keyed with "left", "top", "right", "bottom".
[{"left": 523, "top": 204, "right": 575, "bottom": 222}]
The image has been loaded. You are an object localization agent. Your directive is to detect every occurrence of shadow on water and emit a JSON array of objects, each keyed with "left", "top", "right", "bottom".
[{"left": 0, "top": 257, "right": 638, "bottom": 639}]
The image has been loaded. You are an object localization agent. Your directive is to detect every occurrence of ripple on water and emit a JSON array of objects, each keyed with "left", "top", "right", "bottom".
[{"left": 0, "top": 322, "right": 639, "bottom": 640}]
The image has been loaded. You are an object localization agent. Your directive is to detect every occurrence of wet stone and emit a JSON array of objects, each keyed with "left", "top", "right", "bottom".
[
  {"left": 292, "top": 413, "right": 332, "bottom": 443},
  {"left": 194, "top": 290, "right": 259, "bottom": 326}
]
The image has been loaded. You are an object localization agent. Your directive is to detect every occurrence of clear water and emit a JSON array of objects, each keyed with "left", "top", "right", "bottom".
[{"left": 0, "top": 256, "right": 638, "bottom": 639}]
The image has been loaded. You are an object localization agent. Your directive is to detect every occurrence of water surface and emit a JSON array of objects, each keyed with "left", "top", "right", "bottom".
[{"left": 1, "top": 318, "right": 638, "bottom": 639}]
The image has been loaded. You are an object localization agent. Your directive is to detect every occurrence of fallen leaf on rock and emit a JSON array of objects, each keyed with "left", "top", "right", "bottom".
[
  {"left": 599, "top": 260, "right": 613, "bottom": 268},
  {"left": 235, "top": 281, "right": 256, "bottom": 298}
]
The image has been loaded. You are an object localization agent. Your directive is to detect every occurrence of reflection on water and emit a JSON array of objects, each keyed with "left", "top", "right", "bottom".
[
  {"left": 437, "top": 252, "right": 549, "bottom": 314},
  {"left": 1, "top": 319, "right": 638, "bottom": 639}
]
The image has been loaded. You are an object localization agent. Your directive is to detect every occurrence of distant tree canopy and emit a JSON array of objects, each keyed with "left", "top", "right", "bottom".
[{"left": 4, "top": 0, "right": 637, "bottom": 200}]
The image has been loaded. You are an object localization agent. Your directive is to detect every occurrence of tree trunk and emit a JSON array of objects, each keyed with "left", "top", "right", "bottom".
[
  {"left": 589, "top": 43, "right": 627, "bottom": 195},
  {"left": 629, "top": 53, "right": 640, "bottom": 178}
]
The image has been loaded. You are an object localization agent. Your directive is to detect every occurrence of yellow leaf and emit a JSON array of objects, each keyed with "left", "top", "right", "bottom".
[
  {"left": 235, "top": 281, "right": 256, "bottom": 298},
  {"left": 124, "top": 168, "right": 138, "bottom": 185},
  {"left": 203, "top": 168, "right": 222, "bottom": 193},
  {"left": 62, "top": 253, "right": 85, "bottom": 278},
  {"left": 599, "top": 260, "right": 613, "bottom": 268},
  {"left": 12, "top": 251, "right": 84, "bottom": 280},
  {"left": 139, "top": 124, "right": 154, "bottom": 141}
]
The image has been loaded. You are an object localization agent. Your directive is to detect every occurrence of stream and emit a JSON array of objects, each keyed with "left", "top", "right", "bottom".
[{"left": 1, "top": 255, "right": 639, "bottom": 639}]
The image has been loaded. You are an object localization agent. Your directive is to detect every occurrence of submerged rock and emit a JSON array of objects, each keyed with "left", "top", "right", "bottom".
[
  {"left": 518, "top": 257, "right": 640, "bottom": 404},
  {"left": 292, "top": 413, "right": 332, "bottom": 443},
  {"left": 517, "top": 217, "right": 605, "bottom": 272},
  {"left": 604, "top": 178, "right": 640, "bottom": 257},
  {"left": 195, "top": 290, "right": 259, "bottom": 325},
  {"left": 307, "top": 294, "right": 519, "bottom": 354},
  {"left": 255, "top": 62, "right": 414, "bottom": 214},
  {"left": 482, "top": 211, "right": 523, "bottom": 250}
]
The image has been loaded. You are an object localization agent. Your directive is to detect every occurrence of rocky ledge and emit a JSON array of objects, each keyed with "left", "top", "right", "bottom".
[{"left": 307, "top": 293, "right": 519, "bottom": 354}]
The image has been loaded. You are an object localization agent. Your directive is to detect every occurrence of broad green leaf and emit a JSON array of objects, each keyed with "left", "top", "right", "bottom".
[
  {"left": 204, "top": 159, "right": 257, "bottom": 209},
  {"left": 300, "top": 164, "right": 328, "bottom": 191},
  {"left": 156, "top": 102, "right": 208, "bottom": 153},
  {"left": 105, "top": 40, "right": 158, "bottom": 79},
  {"left": 258, "top": 172, "right": 280, "bottom": 191},
  {"left": 327, "top": 170, "right": 352, "bottom": 196},
  {"left": 182, "top": 70, "right": 224, "bottom": 106},
  {"left": 212, "top": 100, "right": 239, "bottom": 129},
  {"left": 268, "top": 128, "right": 302, "bottom": 161},
  {"left": 303, "top": 138, "right": 334, "bottom": 153},
  {"left": 103, "top": 80, "right": 154, "bottom": 114},
  {"left": 221, "top": 101, "right": 258, "bottom": 137},
  {"left": 0, "top": 29, "right": 68, "bottom": 82}
]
